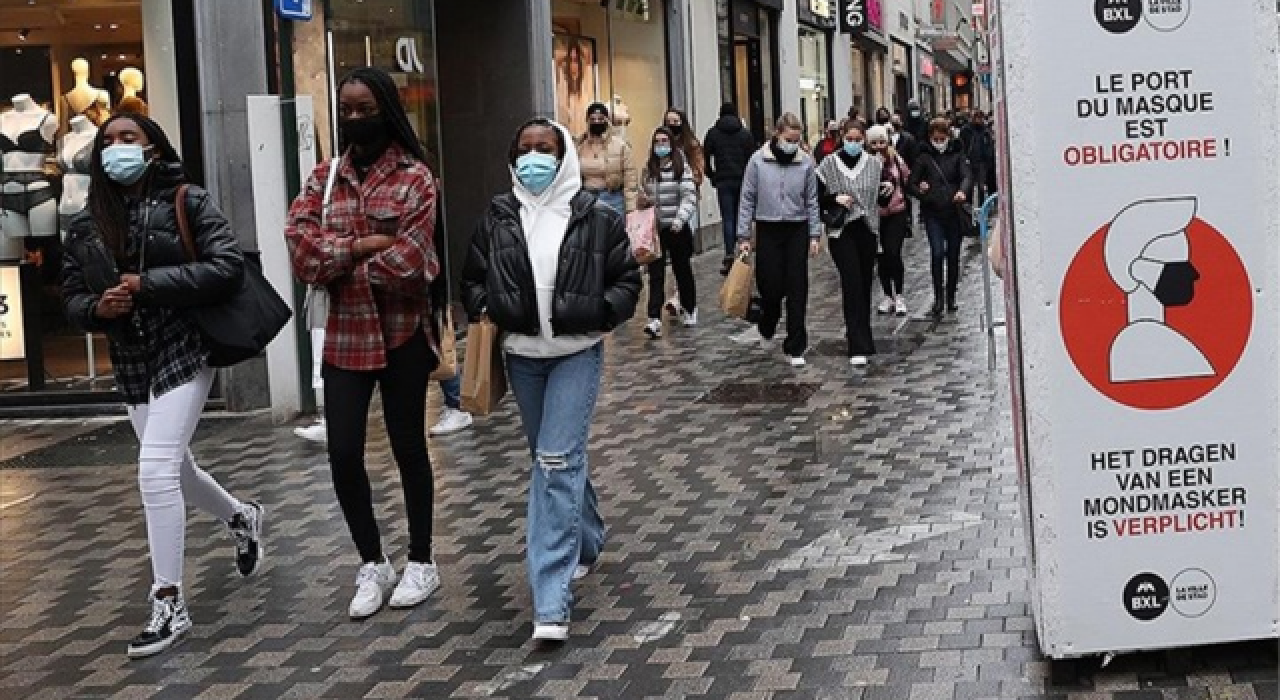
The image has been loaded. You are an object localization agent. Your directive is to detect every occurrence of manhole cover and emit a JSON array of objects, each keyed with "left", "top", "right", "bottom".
[
  {"left": 1, "top": 416, "right": 259, "bottom": 470},
  {"left": 698, "top": 382, "right": 819, "bottom": 405}
]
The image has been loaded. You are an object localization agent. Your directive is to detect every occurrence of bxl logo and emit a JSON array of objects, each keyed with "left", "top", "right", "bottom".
[
  {"left": 842, "top": 0, "right": 866, "bottom": 32},
  {"left": 396, "top": 37, "right": 425, "bottom": 74}
]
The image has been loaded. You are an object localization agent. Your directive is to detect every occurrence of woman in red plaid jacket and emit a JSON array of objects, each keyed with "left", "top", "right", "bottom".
[{"left": 285, "top": 67, "right": 442, "bottom": 621}]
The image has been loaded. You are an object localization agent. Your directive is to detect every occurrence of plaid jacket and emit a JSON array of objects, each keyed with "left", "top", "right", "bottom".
[{"left": 285, "top": 144, "right": 440, "bottom": 371}]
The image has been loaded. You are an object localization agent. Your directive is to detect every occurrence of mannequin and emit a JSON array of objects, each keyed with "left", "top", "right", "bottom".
[
  {"left": 1, "top": 94, "right": 59, "bottom": 252},
  {"left": 62, "top": 58, "right": 111, "bottom": 126},
  {"left": 117, "top": 67, "right": 149, "bottom": 116},
  {"left": 59, "top": 116, "right": 98, "bottom": 238}
]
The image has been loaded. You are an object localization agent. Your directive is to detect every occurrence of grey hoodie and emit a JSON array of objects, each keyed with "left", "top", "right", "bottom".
[{"left": 737, "top": 144, "right": 822, "bottom": 241}]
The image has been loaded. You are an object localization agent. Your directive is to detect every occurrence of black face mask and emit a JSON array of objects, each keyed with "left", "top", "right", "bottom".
[
  {"left": 667, "top": 123, "right": 683, "bottom": 135},
  {"left": 340, "top": 115, "right": 389, "bottom": 154},
  {"left": 876, "top": 115, "right": 890, "bottom": 125},
  {"left": 1153, "top": 261, "right": 1200, "bottom": 307},
  {"left": 589, "top": 122, "right": 609, "bottom": 137}
]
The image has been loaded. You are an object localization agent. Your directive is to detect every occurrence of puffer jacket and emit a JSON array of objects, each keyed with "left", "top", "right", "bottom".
[
  {"left": 703, "top": 115, "right": 757, "bottom": 187},
  {"left": 461, "top": 190, "right": 641, "bottom": 336},
  {"left": 61, "top": 163, "right": 244, "bottom": 336}
]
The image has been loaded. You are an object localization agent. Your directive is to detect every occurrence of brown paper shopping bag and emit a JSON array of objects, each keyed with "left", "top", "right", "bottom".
[
  {"left": 460, "top": 318, "right": 507, "bottom": 416},
  {"left": 428, "top": 314, "right": 458, "bottom": 381},
  {"left": 719, "top": 254, "right": 753, "bottom": 319}
]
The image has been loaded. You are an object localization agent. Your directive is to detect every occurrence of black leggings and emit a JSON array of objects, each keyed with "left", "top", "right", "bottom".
[
  {"left": 323, "top": 328, "right": 437, "bottom": 564},
  {"left": 878, "top": 212, "right": 909, "bottom": 298},
  {"left": 830, "top": 219, "right": 878, "bottom": 357},
  {"left": 647, "top": 226, "right": 697, "bottom": 318}
]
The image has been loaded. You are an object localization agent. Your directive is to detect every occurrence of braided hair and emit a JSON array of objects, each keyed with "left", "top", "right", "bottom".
[
  {"left": 338, "top": 66, "right": 427, "bottom": 164},
  {"left": 86, "top": 113, "right": 184, "bottom": 263}
]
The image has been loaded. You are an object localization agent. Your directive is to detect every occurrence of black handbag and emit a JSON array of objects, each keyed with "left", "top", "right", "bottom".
[
  {"left": 820, "top": 199, "right": 849, "bottom": 230},
  {"left": 175, "top": 185, "right": 292, "bottom": 368}
]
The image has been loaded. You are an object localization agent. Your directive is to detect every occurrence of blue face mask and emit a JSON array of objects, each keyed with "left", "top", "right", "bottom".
[
  {"left": 653, "top": 145, "right": 672, "bottom": 158},
  {"left": 515, "top": 152, "right": 559, "bottom": 195},
  {"left": 102, "top": 143, "right": 154, "bottom": 186},
  {"left": 843, "top": 140, "right": 864, "bottom": 158}
]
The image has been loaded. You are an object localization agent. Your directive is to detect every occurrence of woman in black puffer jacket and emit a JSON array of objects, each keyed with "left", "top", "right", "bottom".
[
  {"left": 61, "top": 114, "right": 263, "bottom": 660},
  {"left": 462, "top": 118, "right": 640, "bottom": 644},
  {"left": 908, "top": 117, "right": 973, "bottom": 316}
]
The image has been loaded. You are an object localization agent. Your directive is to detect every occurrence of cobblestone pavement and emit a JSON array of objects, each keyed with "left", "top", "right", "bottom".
[{"left": 2, "top": 234, "right": 1276, "bottom": 700}]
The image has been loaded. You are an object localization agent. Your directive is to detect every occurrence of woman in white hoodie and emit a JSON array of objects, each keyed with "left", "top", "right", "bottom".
[{"left": 462, "top": 118, "right": 641, "bottom": 643}]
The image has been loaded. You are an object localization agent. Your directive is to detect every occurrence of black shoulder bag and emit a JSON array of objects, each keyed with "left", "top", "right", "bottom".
[
  {"left": 927, "top": 156, "right": 977, "bottom": 237},
  {"left": 174, "top": 185, "right": 292, "bottom": 367}
]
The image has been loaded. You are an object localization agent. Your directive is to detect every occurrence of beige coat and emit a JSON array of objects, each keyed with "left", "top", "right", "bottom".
[{"left": 577, "top": 129, "right": 639, "bottom": 213}]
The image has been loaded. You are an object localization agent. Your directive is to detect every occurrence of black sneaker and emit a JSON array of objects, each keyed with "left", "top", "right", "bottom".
[
  {"left": 127, "top": 594, "right": 192, "bottom": 659},
  {"left": 228, "top": 501, "right": 265, "bottom": 577}
]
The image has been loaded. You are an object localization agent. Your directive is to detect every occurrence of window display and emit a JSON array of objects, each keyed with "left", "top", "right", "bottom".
[
  {"left": 0, "top": 0, "right": 177, "bottom": 397},
  {"left": 552, "top": 0, "right": 669, "bottom": 143},
  {"left": 798, "top": 27, "right": 831, "bottom": 143}
]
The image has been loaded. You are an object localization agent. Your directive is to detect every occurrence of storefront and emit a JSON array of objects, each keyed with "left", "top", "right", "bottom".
[
  {"left": 550, "top": 0, "right": 671, "bottom": 144},
  {"left": 717, "top": 0, "right": 781, "bottom": 143},
  {"left": 796, "top": 1, "right": 835, "bottom": 143},
  {"left": 847, "top": 0, "right": 887, "bottom": 119},
  {"left": 890, "top": 38, "right": 912, "bottom": 112},
  {"left": 0, "top": 0, "right": 196, "bottom": 405},
  {"left": 917, "top": 48, "right": 937, "bottom": 115}
]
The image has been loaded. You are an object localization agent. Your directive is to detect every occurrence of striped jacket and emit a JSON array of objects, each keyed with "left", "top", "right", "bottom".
[{"left": 641, "top": 161, "right": 697, "bottom": 230}]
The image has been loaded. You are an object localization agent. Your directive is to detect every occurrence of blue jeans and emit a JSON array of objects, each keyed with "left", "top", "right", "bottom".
[
  {"left": 595, "top": 190, "right": 625, "bottom": 215},
  {"left": 506, "top": 343, "right": 606, "bottom": 623},
  {"left": 440, "top": 375, "right": 461, "bottom": 410},
  {"left": 717, "top": 184, "right": 741, "bottom": 256},
  {"left": 924, "top": 214, "right": 964, "bottom": 300}
]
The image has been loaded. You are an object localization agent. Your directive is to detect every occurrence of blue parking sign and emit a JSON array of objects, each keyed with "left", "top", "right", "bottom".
[{"left": 276, "top": 0, "right": 313, "bottom": 21}]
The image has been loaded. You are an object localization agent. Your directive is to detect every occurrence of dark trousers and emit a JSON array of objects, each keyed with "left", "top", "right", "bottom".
[
  {"left": 830, "top": 219, "right": 878, "bottom": 357},
  {"left": 717, "top": 184, "right": 741, "bottom": 257},
  {"left": 878, "top": 212, "right": 909, "bottom": 298},
  {"left": 646, "top": 226, "right": 698, "bottom": 318},
  {"left": 323, "top": 328, "right": 437, "bottom": 564},
  {"left": 924, "top": 214, "right": 964, "bottom": 301},
  {"left": 754, "top": 221, "right": 810, "bottom": 357}
]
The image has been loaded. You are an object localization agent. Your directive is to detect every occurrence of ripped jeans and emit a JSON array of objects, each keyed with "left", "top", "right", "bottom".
[{"left": 505, "top": 343, "right": 605, "bottom": 624}]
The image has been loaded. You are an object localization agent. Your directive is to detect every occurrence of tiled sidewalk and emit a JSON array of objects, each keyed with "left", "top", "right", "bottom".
[{"left": 1, "top": 233, "right": 1275, "bottom": 699}]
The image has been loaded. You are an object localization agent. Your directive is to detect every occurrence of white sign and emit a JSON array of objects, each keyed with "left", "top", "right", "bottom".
[
  {"left": 395, "top": 37, "right": 426, "bottom": 74},
  {"left": 995, "top": 0, "right": 1279, "bottom": 656},
  {"left": 0, "top": 266, "right": 24, "bottom": 361},
  {"left": 810, "top": 0, "right": 832, "bottom": 18}
]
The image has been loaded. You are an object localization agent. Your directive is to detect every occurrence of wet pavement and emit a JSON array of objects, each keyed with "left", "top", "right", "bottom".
[{"left": 1, "top": 233, "right": 1276, "bottom": 699}]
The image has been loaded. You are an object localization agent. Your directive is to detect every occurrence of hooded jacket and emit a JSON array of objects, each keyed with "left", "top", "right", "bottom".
[
  {"left": 462, "top": 121, "right": 641, "bottom": 358},
  {"left": 703, "top": 115, "right": 757, "bottom": 188}
]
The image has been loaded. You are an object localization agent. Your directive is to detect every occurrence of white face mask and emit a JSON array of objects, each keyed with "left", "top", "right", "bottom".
[{"left": 932, "top": 140, "right": 948, "bottom": 153}]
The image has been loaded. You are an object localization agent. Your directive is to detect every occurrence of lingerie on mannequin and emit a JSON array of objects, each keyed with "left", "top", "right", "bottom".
[
  {"left": 59, "top": 116, "right": 97, "bottom": 234},
  {"left": 1, "top": 173, "right": 58, "bottom": 214},
  {"left": 0, "top": 114, "right": 54, "bottom": 155}
]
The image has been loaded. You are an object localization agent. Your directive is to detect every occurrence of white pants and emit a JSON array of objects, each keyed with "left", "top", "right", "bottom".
[{"left": 127, "top": 367, "right": 242, "bottom": 592}]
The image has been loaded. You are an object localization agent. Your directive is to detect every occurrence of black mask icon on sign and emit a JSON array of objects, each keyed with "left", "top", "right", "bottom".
[{"left": 1153, "top": 261, "right": 1200, "bottom": 307}]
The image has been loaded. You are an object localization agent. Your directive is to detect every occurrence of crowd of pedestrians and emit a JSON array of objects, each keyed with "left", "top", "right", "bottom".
[{"left": 61, "top": 64, "right": 996, "bottom": 657}]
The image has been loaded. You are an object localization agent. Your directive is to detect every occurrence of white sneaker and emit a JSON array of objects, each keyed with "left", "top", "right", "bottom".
[
  {"left": 664, "top": 296, "right": 682, "bottom": 316},
  {"left": 294, "top": 419, "right": 326, "bottom": 444},
  {"left": 877, "top": 298, "right": 895, "bottom": 315},
  {"left": 788, "top": 355, "right": 807, "bottom": 368},
  {"left": 731, "top": 327, "right": 773, "bottom": 349},
  {"left": 644, "top": 319, "right": 663, "bottom": 338},
  {"left": 572, "top": 564, "right": 591, "bottom": 581},
  {"left": 389, "top": 561, "right": 440, "bottom": 609},
  {"left": 430, "top": 408, "right": 473, "bottom": 436},
  {"left": 681, "top": 309, "right": 698, "bottom": 327},
  {"left": 894, "top": 297, "right": 909, "bottom": 317},
  {"left": 532, "top": 623, "right": 570, "bottom": 643},
  {"left": 348, "top": 558, "right": 397, "bottom": 620},
  {"left": 850, "top": 356, "right": 869, "bottom": 368}
]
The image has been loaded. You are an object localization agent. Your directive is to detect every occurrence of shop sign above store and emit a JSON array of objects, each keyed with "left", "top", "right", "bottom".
[
  {"left": 810, "top": 0, "right": 832, "bottom": 19},
  {"left": 275, "top": 0, "right": 313, "bottom": 22},
  {"left": 838, "top": 0, "right": 867, "bottom": 34}
]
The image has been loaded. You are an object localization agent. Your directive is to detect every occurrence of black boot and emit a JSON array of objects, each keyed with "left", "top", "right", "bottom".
[
  {"left": 931, "top": 297, "right": 945, "bottom": 317},
  {"left": 947, "top": 291, "right": 958, "bottom": 313}
]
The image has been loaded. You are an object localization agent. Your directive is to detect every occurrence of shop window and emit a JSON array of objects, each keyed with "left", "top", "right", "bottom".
[
  {"left": 326, "top": 0, "right": 442, "bottom": 169},
  {"left": 797, "top": 28, "right": 830, "bottom": 144},
  {"left": 552, "top": 0, "right": 669, "bottom": 144},
  {"left": 1, "top": 0, "right": 178, "bottom": 396}
]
